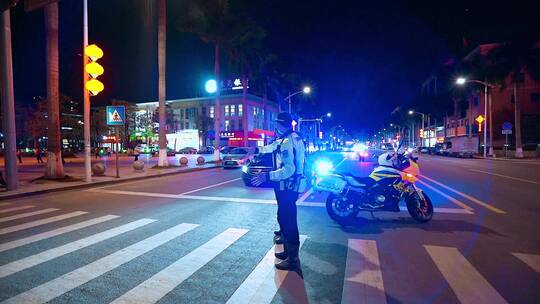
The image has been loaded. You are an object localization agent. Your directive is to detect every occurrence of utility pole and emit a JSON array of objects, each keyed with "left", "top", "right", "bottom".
[
  {"left": 83, "top": 0, "right": 91, "bottom": 182},
  {"left": 0, "top": 7, "right": 18, "bottom": 190}
]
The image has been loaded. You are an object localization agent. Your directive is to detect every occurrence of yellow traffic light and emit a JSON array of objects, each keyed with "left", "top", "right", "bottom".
[
  {"left": 85, "top": 62, "right": 104, "bottom": 78},
  {"left": 86, "top": 79, "right": 104, "bottom": 96},
  {"left": 84, "top": 44, "right": 103, "bottom": 61},
  {"left": 84, "top": 44, "right": 104, "bottom": 95}
]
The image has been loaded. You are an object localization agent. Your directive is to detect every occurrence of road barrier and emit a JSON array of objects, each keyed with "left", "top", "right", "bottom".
[
  {"left": 132, "top": 160, "right": 144, "bottom": 171},
  {"left": 91, "top": 162, "right": 106, "bottom": 176},
  {"left": 196, "top": 156, "right": 205, "bottom": 166},
  {"left": 179, "top": 157, "right": 188, "bottom": 167}
]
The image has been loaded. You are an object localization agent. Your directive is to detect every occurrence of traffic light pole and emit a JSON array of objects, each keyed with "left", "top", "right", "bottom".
[
  {"left": 115, "top": 126, "right": 119, "bottom": 178},
  {"left": 83, "top": 0, "right": 91, "bottom": 182},
  {"left": 0, "top": 9, "right": 18, "bottom": 190}
]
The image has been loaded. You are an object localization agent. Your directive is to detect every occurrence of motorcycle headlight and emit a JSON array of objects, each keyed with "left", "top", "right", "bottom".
[
  {"left": 241, "top": 165, "right": 248, "bottom": 173},
  {"left": 315, "top": 160, "right": 333, "bottom": 176}
]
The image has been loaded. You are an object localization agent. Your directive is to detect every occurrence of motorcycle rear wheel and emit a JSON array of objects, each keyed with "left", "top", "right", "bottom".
[
  {"left": 326, "top": 193, "right": 358, "bottom": 225},
  {"left": 406, "top": 191, "right": 433, "bottom": 223}
]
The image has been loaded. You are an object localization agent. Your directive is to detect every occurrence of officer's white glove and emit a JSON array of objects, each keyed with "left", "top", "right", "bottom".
[{"left": 251, "top": 172, "right": 269, "bottom": 186}]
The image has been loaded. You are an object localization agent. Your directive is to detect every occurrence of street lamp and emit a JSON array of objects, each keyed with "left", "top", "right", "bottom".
[
  {"left": 456, "top": 77, "right": 495, "bottom": 158},
  {"left": 409, "top": 110, "right": 427, "bottom": 147},
  {"left": 285, "top": 86, "right": 311, "bottom": 113},
  {"left": 205, "top": 79, "right": 217, "bottom": 94}
]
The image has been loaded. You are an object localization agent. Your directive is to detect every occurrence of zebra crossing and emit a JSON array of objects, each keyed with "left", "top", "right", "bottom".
[{"left": 0, "top": 205, "right": 538, "bottom": 303}]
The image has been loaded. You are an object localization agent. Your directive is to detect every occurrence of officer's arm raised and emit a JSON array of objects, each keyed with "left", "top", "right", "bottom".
[{"left": 257, "top": 141, "right": 279, "bottom": 154}]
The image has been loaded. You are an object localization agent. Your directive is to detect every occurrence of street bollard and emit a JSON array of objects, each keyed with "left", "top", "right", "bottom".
[
  {"left": 196, "top": 156, "right": 205, "bottom": 166},
  {"left": 91, "top": 162, "right": 106, "bottom": 176},
  {"left": 179, "top": 156, "right": 188, "bottom": 167},
  {"left": 132, "top": 160, "right": 144, "bottom": 171}
]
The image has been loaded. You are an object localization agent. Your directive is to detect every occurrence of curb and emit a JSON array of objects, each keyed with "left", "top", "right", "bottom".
[{"left": 0, "top": 165, "right": 221, "bottom": 201}]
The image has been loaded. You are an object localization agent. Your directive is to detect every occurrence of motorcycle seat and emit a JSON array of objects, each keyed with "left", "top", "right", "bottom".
[{"left": 343, "top": 175, "right": 375, "bottom": 187}]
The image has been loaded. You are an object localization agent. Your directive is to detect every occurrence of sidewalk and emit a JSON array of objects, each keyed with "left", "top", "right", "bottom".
[{"left": 0, "top": 154, "right": 220, "bottom": 200}]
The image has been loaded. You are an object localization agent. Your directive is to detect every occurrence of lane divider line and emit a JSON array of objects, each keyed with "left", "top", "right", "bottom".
[
  {"left": 0, "top": 208, "right": 60, "bottom": 224},
  {"left": 0, "top": 211, "right": 88, "bottom": 236},
  {"left": 421, "top": 175, "right": 506, "bottom": 214},
  {"left": 297, "top": 188, "right": 313, "bottom": 204},
  {"left": 178, "top": 178, "right": 242, "bottom": 195},
  {"left": 226, "top": 235, "right": 308, "bottom": 304},
  {"left": 468, "top": 169, "right": 540, "bottom": 185},
  {"left": 0, "top": 205, "right": 35, "bottom": 214},
  {"left": 512, "top": 253, "right": 540, "bottom": 274},
  {"left": 416, "top": 180, "right": 474, "bottom": 212},
  {"left": 425, "top": 245, "right": 508, "bottom": 304}
]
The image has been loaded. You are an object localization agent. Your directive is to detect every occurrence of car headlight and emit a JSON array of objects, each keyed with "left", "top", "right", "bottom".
[
  {"left": 241, "top": 165, "right": 248, "bottom": 173},
  {"left": 315, "top": 160, "right": 333, "bottom": 176}
]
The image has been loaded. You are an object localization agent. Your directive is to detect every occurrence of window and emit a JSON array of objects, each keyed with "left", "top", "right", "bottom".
[
  {"left": 531, "top": 93, "right": 540, "bottom": 103},
  {"left": 185, "top": 122, "right": 190, "bottom": 129},
  {"left": 238, "top": 120, "right": 243, "bottom": 131},
  {"left": 238, "top": 104, "right": 243, "bottom": 117},
  {"left": 180, "top": 109, "right": 184, "bottom": 119},
  {"left": 225, "top": 105, "right": 230, "bottom": 117},
  {"left": 225, "top": 120, "right": 230, "bottom": 131},
  {"left": 210, "top": 106, "right": 215, "bottom": 118},
  {"left": 230, "top": 104, "right": 236, "bottom": 117}
]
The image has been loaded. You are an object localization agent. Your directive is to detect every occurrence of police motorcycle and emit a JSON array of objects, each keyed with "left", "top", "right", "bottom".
[{"left": 314, "top": 145, "right": 433, "bottom": 225}]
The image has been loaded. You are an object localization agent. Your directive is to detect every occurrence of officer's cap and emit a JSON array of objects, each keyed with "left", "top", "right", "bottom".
[{"left": 275, "top": 112, "right": 293, "bottom": 127}]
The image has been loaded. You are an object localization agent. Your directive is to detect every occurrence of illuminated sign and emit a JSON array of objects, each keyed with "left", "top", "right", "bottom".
[{"left": 220, "top": 78, "right": 249, "bottom": 91}]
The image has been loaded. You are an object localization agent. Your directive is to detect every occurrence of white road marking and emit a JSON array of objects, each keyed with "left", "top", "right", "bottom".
[
  {"left": 226, "top": 235, "right": 307, "bottom": 304},
  {"left": 417, "top": 180, "right": 474, "bottom": 211},
  {"left": 512, "top": 253, "right": 540, "bottom": 273},
  {"left": 111, "top": 228, "right": 248, "bottom": 304},
  {"left": 0, "top": 208, "right": 60, "bottom": 224},
  {"left": 90, "top": 189, "right": 472, "bottom": 214},
  {"left": 2, "top": 223, "right": 198, "bottom": 304},
  {"left": 342, "top": 239, "right": 387, "bottom": 304},
  {"left": 425, "top": 245, "right": 507, "bottom": 304},
  {"left": 0, "top": 218, "right": 155, "bottom": 278},
  {"left": 469, "top": 169, "right": 540, "bottom": 185},
  {"left": 0, "top": 202, "right": 13, "bottom": 207},
  {"left": 0, "top": 211, "right": 88, "bottom": 236},
  {"left": 0, "top": 214, "right": 118, "bottom": 252},
  {"left": 297, "top": 189, "right": 313, "bottom": 204},
  {"left": 421, "top": 174, "right": 506, "bottom": 214},
  {"left": 178, "top": 178, "right": 242, "bottom": 195},
  {"left": 0, "top": 205, "right": 35, "bottom": 214}
]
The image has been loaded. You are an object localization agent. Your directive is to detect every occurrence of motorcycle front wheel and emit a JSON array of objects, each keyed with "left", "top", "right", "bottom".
[
  {"left": 326, "top": 193, "right": 358, "bottom": 225},
  {"left": 406, "top": 191, "right": 433, "bottom": 223}
]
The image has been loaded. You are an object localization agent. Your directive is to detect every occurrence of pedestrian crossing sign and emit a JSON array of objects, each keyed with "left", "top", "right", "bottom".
[{"left": 106, "top": 106, "right": 125, "bottom": 125}]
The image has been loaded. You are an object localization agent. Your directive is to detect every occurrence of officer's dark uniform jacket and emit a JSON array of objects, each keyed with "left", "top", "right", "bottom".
[{"left": 259, "top": 130, "right": 306, "bottom": 191}]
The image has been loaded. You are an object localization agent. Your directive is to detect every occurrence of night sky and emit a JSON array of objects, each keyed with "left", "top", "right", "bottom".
[{"left": 9, "top": 0, "right": 539, "bottom": 134}]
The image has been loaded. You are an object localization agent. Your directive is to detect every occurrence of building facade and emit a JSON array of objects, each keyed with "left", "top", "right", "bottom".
[{"left": 135, "top": 93, "right": 278, "bottom": 149}]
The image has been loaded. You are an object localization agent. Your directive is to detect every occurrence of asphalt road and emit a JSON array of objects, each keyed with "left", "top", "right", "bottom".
[{"left": 0, "top": 152, "right": 539, "bottom": 303}]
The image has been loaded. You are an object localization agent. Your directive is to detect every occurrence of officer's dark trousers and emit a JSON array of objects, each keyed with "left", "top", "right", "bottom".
[{"left": 274, "top": 187, "right": 300, "bottom": 249}]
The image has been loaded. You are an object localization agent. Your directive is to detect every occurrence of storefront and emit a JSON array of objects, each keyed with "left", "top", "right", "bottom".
[{"left": 220, "top": 129, "right": 275, "bottom": 147}]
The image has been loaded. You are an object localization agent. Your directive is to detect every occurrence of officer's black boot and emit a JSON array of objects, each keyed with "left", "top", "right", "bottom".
[
  {"left": 275, "top": 243, "right": 301, "bottom": 273},
  {"left": 273, "top": 234, "right": 283, "bottom": 244},
  {"left": 274, "top": 230, "right": 281, "bottom": 236},
  {"left": 275, "top": 241, "right": 287, "bottom": 260}
]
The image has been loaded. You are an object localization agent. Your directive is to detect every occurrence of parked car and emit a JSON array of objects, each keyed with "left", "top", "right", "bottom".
[
  {"left": 134, "top": 144, "right": 151, "bottom": 154},
  {"left": 220, "top": 146, "right": 234, "bottom": 154},
  {"left": 241, "top": 153, "right": 273, "bottom": 187},
  {"left": 419, "top": 146, "right": 429, "bottom": 153},
  {"left": 223, "top": 147, "right": 255, "bottom": 169},
  {"left": 177, "top": 147, "right": 198, "bottom": 154},
  {"left": 198, "top": 146, "right": 215, "bottom": 154}
]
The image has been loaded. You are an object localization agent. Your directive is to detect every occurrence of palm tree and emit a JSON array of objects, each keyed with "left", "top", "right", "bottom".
[
  {"left": 177, "top": 0, "right": 238, "bottom": 161},
  {"left": 483, "top": 40, "right": 540, "bottom": 158},
  {"left": 44, "top": 2, "right": 64, "bottom": 178},
  {"left": 157, "top": 0, "right": 168, "bottom": 166}
]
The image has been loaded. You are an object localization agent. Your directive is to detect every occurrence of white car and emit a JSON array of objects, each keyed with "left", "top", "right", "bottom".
[{"left": 223, "top": 147, "right": 255, "bottom": 169}]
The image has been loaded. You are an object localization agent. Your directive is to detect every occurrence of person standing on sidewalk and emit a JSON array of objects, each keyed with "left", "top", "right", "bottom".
[
  {"left": 16, "top": 149, "right": 22, "bottom": 164},
  {"left": 251, "top": 112, "right": 307, "bottom": 273},
  {"left": 36, "top": 148, "right": 44, "bottom": 164}
]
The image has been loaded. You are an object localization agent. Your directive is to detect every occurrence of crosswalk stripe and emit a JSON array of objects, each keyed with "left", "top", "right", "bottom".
[
  {"left": 111, "top": 228, "right": 248, "bottom": 304},
  {"left": 342, "top": 239, "right": 386, "bottom": 304},
  {"left": 0, "top": 205, "right": 35, "bottom": 214},
  {"left": 226, "top": 235, "right": 307, "bottom": 304},
  {"left": 0, "top": 218, "right": 155, "bottom": 278},
  {"left": 0, "top": 202, "right": 13, "bottom": 207},
  {"left": 512, "top": 253, "right": 540, "bottom": 273},
  {"left": 0, "top": 211, "right": 88, "bottom": 236},
  {"left": 417, "top": 180, "right": 474, "bottom": 211},
  {"left": 0, "top": 214, "right": 119, "bottom": 252},
  {"left": 1, "top": 223, "right": 198, "bottom": 304},
  {"left": 425, "top": 245, "right": 507, "bottom": 304},
  {"left": 0, "top": 208, "right": 59, "bottom": 224}
]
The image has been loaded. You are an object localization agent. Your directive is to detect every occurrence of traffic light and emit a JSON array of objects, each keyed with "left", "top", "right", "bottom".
[{"left": 84, "top": 44, "right": 104, "bottom": 96}]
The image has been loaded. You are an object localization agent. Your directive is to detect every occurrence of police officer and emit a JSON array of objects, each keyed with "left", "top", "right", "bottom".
[{"left": 251, "top": 112, "right": 306, "bottom": 272}]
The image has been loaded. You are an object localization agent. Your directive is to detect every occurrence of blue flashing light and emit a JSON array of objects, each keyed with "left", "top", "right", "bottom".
[{"left": 315, "top": 160, "right": 333, "bottom": 176}]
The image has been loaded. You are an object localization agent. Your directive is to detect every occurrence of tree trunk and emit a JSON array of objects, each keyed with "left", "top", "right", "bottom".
[
  {"left": 157, "top": 0, "right": 168, "bottom": 166},
  {"left": 514, "top": 82, "right": 523, "bottom": 158},
  {"left": 44, "top": 2, "right": 65, "bottom": 179},
  {"left": 242, "top": 75, "right": 248, "bottom": 147},
  {"left": 213, "top": 44, "right": 221, "bottom": 161},
  {"left": 488, "top": 92, "right": 494, "bottom": 157}
]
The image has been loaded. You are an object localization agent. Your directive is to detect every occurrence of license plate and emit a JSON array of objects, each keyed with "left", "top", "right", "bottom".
[{"left": 315, "top": 176, "right": 346, "bottom": 193}]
